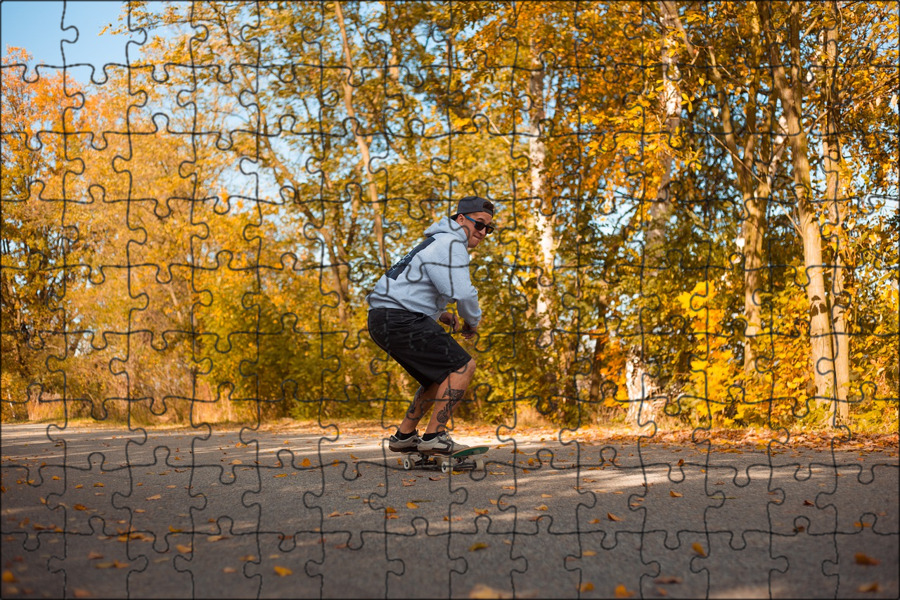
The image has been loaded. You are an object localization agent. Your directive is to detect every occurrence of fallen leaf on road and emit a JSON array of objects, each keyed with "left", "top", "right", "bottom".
[
  {"left": 468, "top": 583, "right": 510, "bottom": 598},
  {"left": 803, "top": 500, "right": 814, "bottom": 506},
  {"left": 669, "top": 491, "right": 682, "bottom": 498},
  {"left": 614, "top": 584, "right": 634, "bottom": 597},
  {"left": 469, "top": 542, "right": 488, "bottom": 551},
  {"left": 146, "top": 494, "right": 162, "bottom": 501},
  {"left": 692, "top": 543, "right": 706, "bottom": 557},
  {"left": 541, "top": 494, "right": 552, "bottom": 498},
  {"left": 579, "top": 582, "right": 594, "bottom": 592},
  {"left": 301, "top": 458, "right": 311, "bottom": 467},
  {"left": 385, "top": 507, "right": 396, "bottom": 514},
  {"left": 858, "top": 583, "right": 880, "bottom": 593},
  {"left": 406, "top": 502, "right": 418, "bottom": 509},
  {"left": 583, "top": 550, "right": 596, "bottom": 556},
  {"left": 95, "top": 560, "right": 129, "bottom": 569},
  {"left": 536, "top": 505, "right": 548, "bottom": 511},
  {"left": 223, "top": 567, "right": 237, "bottom": 573},
  {"left": 2, "top": 571, "right": 17, "bottom": 583},
  {"left": 328, "top": 511, "right": 341, "bottom": 517},
  {"left": 176, "top": 544, "right": 192, "bottom": 553},
  {"left": 88, "top": 551, "right": 103, "bottom": 560},
  {"left": 855, "top": 553, "right": 879, "bottom": 566},
  {"left": 655, "top": 576, "right": 682, "bottom": 584},
  {"left": 607, "top": 512, "right": 622, "bottom": 521},
  {"left": 274, "top": 566, "right": 292, "bottom": 577}
]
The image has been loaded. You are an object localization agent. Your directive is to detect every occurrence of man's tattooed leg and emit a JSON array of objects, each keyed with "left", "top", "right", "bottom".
[
  {"left": 405, "top": 385, "right": 433, "bottom": 422},
  {"left": 435, "top": 386, "right": 465, "bottom": 429}
]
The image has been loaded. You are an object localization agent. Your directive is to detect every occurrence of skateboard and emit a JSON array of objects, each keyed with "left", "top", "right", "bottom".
[{"left": 401, "top": 446, "right": 490, "bottom": 474}]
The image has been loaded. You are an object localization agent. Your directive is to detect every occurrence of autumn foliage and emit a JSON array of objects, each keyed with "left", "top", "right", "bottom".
[{"left": 1, "top": 2, "right": 897, "bottom": 435}]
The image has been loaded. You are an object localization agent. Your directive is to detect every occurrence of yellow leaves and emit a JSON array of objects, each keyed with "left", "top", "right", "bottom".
[
  {"left": 692, "top": 543, "right": 706, "bottom": 557},
  {"left": 273, "top": 566, "right": 292, "bottom": 577},
  {"left": 669, "top": 491, "right": 683, "bottom": 498},
  {"left": 614, "top": 584, "right": 635, "bottom": 597},
  {"left": 301, "top": 458, "right": 312, "bottom": 468},
  {"left": 607, "top": 512, "right": 623, "bottom": 522},
  {"left": 475, "top": 508, "right": 490, "bottom": 515},
  {"left": 536, "top": 505, "right": 549, "bottom": 511},
  {"left": 579, "top": 582, "right": 594, "bottom": 592},
  {"left": 406, "top": 502, "right": 418, "bottom": 509},
  {"left": 858, "top": 583, "right": 881, "bottom": 593},
  {"left": 2, "top": 570, "right": 17, "bottom": 583},
  {"left": 145, "top": 494, "right": 162, "bottom": 501},
  {"left": 176, "top": 544, "right": 192, "bottom": 554},
  {"left": 468, "top": 542, "right": 488, "bottom": 552}
]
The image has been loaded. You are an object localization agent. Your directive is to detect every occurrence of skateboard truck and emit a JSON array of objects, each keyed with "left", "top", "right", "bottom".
[{"left": 401, "top": 446, "right": 489, "bottom": 473}]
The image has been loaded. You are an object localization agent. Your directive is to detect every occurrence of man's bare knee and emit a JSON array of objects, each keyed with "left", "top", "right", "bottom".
[{"left": 464, "top": 358, "right": 476, "bottom": 377}]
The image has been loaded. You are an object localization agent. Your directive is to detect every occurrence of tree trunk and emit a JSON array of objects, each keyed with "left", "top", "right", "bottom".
[
  {"left": 758, "top": 1, "right": 836, "bottom": 411},
  {"left": 529, "top": 41, "right": 555, "bottom": 345},
  {"left": 335, "top": 1, "right": 388, "bottom": 271},
  {"left": 822, "top": 6, "right": 850, "bottom": 422},
  {"left": 646, "top": 1, "right": 681, "bottom": 261}
]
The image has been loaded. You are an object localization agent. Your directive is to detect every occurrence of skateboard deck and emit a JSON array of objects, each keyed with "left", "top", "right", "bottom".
[{"left": 401, "top": 445, "right": 489, "bottom": 473}]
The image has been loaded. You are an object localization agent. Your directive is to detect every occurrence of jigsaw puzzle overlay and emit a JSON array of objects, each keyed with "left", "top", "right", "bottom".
[{"left": 2, "top": 1, "right": 898, "bottom": 598}]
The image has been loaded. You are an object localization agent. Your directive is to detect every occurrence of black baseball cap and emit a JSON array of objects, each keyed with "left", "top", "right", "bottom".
[{"left": 456, "top": 196, "right": 494, "bottom": 216}]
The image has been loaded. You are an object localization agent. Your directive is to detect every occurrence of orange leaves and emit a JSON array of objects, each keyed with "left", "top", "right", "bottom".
[{"left": 854, "top": 553, "right": 880, "bottom": 566}]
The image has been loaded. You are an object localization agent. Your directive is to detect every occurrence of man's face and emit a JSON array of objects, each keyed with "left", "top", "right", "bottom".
[{"left": 457, "top": 211, "right": 494, "bottom": 249}]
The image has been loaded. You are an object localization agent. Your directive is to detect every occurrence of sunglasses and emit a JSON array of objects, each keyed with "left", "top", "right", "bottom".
[{"left": 461, "top": 213, "right": 495, "bottom": 234}]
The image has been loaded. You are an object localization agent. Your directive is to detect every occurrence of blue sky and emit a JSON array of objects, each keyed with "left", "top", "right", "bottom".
[{"left": 1, "top": 1, "right": 133, "bottom": 83}]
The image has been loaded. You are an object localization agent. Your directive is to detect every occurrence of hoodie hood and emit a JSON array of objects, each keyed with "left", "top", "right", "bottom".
[{"left": 425, "top": 216, "right": 468, "bottom": 242}]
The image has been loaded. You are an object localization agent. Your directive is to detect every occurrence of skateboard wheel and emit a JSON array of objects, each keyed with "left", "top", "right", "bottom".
[
  {"left": 403, "top": 456, "right": 413, "bottom": 470},
  {"left": 474, "top": 458, "right": 485, "bottom": 471},
  {"left": 440, "top": 459, "right": 451, "bottom": 474}
]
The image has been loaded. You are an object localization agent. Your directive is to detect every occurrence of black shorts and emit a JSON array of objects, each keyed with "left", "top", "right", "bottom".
[{"left": 368, "top": 308, "right": 472, "bottom": 388}]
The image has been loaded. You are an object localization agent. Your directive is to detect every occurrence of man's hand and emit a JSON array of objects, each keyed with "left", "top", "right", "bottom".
[
  {"left": 439, "top": 311, "right": 459, "bottom": 332},
  {"left": 460, "top": 320, "right": 479, "bottom": 340}
]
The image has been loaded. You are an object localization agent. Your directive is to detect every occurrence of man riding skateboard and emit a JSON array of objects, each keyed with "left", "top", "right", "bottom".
[{"left": 367, "top": 196, "right": 495, "bottom": 456}]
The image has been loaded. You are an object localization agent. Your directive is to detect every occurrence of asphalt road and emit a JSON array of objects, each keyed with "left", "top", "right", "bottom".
[{"left": 2, "top": 423, "right": 897, "bottom": 598}]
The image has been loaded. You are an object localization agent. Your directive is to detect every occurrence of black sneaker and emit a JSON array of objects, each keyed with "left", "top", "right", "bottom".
[
  {"left": 417, "top": 431, "right": 469, "bottom": 455},
  {"left": 388, "top": 431, "right": 421, "bottom": 452}
]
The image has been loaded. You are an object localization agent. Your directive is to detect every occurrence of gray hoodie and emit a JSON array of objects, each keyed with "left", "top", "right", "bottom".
[{"left": 366, "top": 217, "right": 482, "bottom": 326}]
